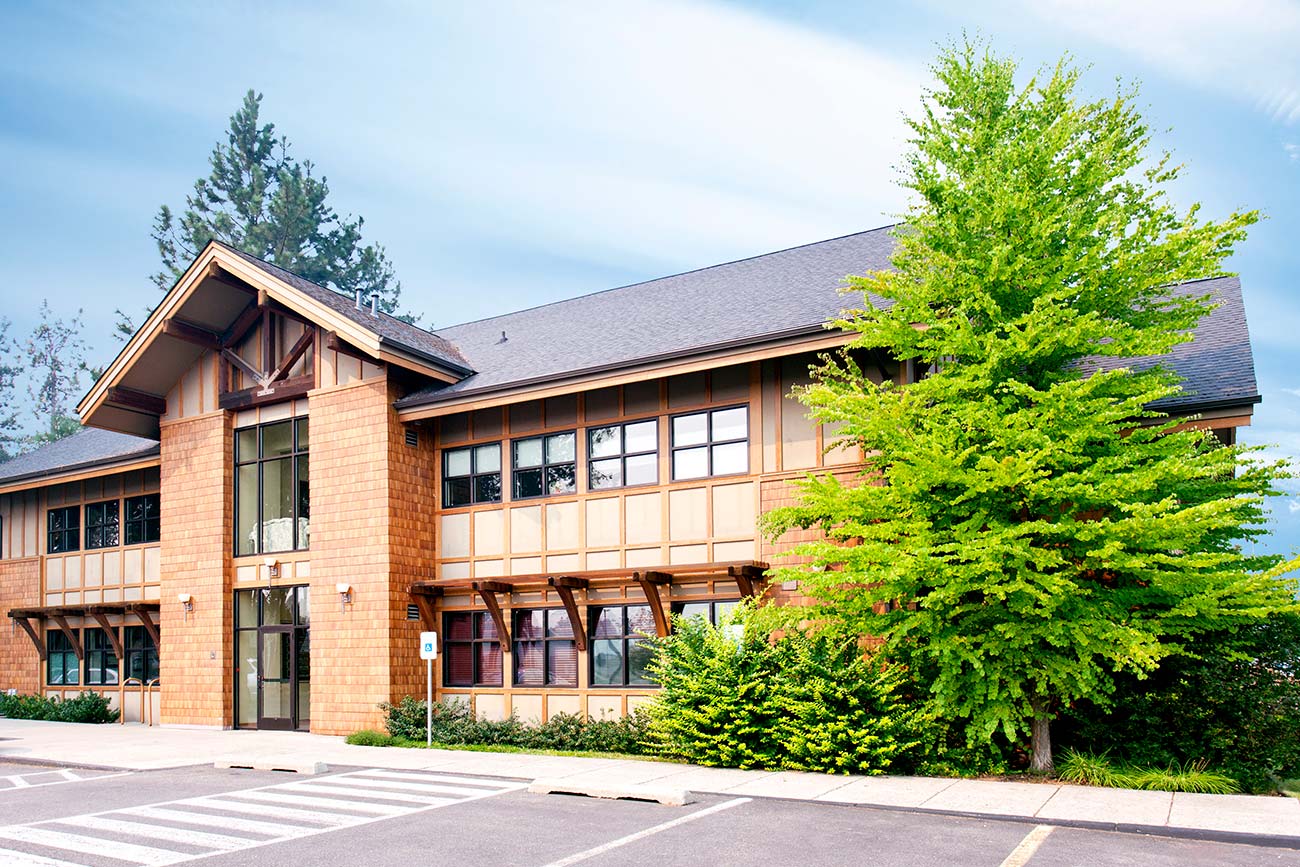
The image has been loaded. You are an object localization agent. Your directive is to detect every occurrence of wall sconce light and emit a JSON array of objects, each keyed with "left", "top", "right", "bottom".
[
  {"left": 177, "top": 592, "right": 194, "bottom": 623},
  {"left": 264, "top": 557, "right": 281, "bottom": 584},
  {"left": 336, "top": 582, "right": 353, "bottom": 612}
]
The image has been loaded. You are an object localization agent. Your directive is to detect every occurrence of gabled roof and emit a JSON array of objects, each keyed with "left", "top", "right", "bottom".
[{"left": 0, "top": 428, "right": 159, "bottom": 490}]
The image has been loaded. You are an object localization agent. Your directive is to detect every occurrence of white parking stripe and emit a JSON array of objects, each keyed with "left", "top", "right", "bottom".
[
  {"left": 353, "top": 770, "right": 519, "bottom": 789},
  {"left": 282, "top": 782, "right": 457, "bottom": 805},
  {"left": 69, "top": 816, "right": 254, "bottom": 851},
  {"left": 217, "top": 789, "right": 407, "bottom": 815},
  {"left": 121, "top": 806, "right": 288, "bottom": 838},
  {"left": 6, "top": 774, "right": 32, "bottom": 788},
  {"left": 317, "top": 775, "right": 509, "bottom": 797},
  {"left": 0, "top": 770, "right": 132, "bottom": 793},
  {"left": 0, "top": 826, "right": 186, "bottom": 865},
  {"left": 540, "top": 798, "right": 752, "bottom": 867},
  {"left": 0, "top": 849, "right": 86, "bottom": 867}
]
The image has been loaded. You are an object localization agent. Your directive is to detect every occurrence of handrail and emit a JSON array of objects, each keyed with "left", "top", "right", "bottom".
[
  {"left": 118, "top": 677, "right": 142, "bottom": 726},
  {"left": 145, "top": 678, "right": 160, "bottom": 727}
]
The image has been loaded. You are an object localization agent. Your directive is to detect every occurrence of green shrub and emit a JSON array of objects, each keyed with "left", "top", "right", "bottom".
[
  {"left": 1056, "top": 750, "right": 1136, "bottom": 788},
  {"left": 0, "top": 691, "right": 118, "bottom": 724},
  {"left": 346, "top": 729, "right": 397, "bottom": 747},
  {"left": 1128, "top": 760, "right": 1239, "bottom": 795},
  {"left": 1057, "top": 613, "right": 1300, "bottom": 793},
  {"left": 643, "top": 600, "right": 932, "bottom": 774}
]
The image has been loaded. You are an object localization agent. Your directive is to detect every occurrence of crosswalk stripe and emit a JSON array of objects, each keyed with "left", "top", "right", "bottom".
[
  {"left": 176, "top": 796, "right": 356, "bottom": 826},
  {"left": 70, "top": 815, "right": 254, "bottom": 851},
  {"left": 282, "top": 782, "right": 458, "bottom": 805},
  {"left": 326, "top": 776, "right": 517, "bottom": 798},
  {"left": 0, "top": 848, "right": 88, "bottom": 867},
  {"left": 215, "top": 789, "right": 407, "bottom": 815},
  {"left": 122, "top": 806, "right": 290, "bottom": 838},
  {"left": 321, "top": 775, "right": 505, "bottom": 795},
  {"left": 348, "top": 770, "right": 520, "bottom": 789},
  {"left": 0, "top": 826, "right": 186, "bottom": 865}
]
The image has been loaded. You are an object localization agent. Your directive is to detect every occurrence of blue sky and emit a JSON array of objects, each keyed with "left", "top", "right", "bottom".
[{"left": 1, "top": 0, "right": 1298, "bottom": 557}]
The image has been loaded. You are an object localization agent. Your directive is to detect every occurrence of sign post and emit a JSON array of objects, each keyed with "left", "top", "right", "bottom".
[{"left": 419, "top": 632, "right": 438, "bottom": 748}]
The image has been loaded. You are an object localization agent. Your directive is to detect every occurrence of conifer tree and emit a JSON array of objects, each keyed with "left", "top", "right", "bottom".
[{"left": 763, "top": 43, "right": 1298, "bottom": 773}]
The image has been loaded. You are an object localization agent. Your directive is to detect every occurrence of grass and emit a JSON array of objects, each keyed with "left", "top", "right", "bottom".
[
  {"left": 1056, "top": 749, "right": 1238, "bottom": 794},
  {"left": 1281, "top": 779, "right": 1300, "bottom": 799},
  {"left": 345, "top": 729, "right": 660, "bottom": 762}
]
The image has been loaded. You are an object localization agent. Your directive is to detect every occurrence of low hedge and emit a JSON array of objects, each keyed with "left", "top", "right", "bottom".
[{"left": 0, "top": 691, "right": 119, "bottom": 724}]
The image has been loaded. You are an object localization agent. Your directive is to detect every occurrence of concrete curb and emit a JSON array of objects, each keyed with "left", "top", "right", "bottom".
[
  {"left": 214, "top": 758, "right": 328, "bottom": 775},
  {"left": 530, "top": 777, "right": 693, "bottom": 807}
]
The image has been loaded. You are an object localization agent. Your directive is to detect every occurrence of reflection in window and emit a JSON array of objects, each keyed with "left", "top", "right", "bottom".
[
  {"left": 512, "top": 432, "right": 576, "bottom": 499},
  {"left": 234, "top": 419, "right": 309, "bottom": 555},
  {"left": 443, "top": 444, "right": 502, "bottom": 507},
  {"left": 85, "top": 500, "right": 120, "bottom": 550},
  {"left": 670, "top": 406, "right": 749, "bottom": 480},
  {"left": 590, "top": 605, "right": 657, "bottom": 687},
  {"left": 589, "top": 419, "right": 658, "bottom": 490},
  {"left": 513, "top": 608, "right": 577, "bottom": 686},
  {"left": 671, "top": 599, "right": 740, "bottom": 626},
  {"left": 124, "top": 494, "right": 160, "bottom": 545},
  {"left": 46, "top": 629, "right": 79, "bottom": 685},
  {"left": 47, "top": 506, "right": 79, "bottom": 554},
  {"left": 443, "top": 611, "right": 503, "bottom": 686},
  {"left": 85, "top": 627, "right": 119, "bottom": 685},
  {"left": 124, "top": 626, "right": 160, "bottom": 684}
]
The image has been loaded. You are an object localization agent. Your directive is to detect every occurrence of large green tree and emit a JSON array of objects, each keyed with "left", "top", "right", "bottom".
[
  {"left": 763, "top": 44, "right": 1298, "bottom": 773},
  {"left": 0, "top": 317, "right": 24, "bottom": 461},
  {"left": 149, "top": 90, "right": 412, "bottom": 322},
  {"left": 24, "top": 301, "right": 86, "bottom": 448}
]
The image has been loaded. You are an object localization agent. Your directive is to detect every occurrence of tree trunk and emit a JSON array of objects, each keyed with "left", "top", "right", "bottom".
[{"left": 1028, "top": 697, "right": 1053, "bottom": 774}]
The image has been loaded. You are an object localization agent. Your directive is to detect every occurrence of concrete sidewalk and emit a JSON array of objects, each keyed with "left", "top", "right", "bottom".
[{"left": 2, "top": 717, "right": 1297, "bottom": 847}]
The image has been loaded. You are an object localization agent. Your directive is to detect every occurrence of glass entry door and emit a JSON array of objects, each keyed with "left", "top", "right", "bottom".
[{"left": 235, "top": 586, "right": 310, "bottom": 731}]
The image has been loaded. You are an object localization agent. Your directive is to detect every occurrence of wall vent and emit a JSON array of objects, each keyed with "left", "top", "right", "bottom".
[
  {"left": 404, "top": 429, "right": 419, "bottom": 448},
  {"left": 406, "top": 604, "right": 420, "bottom": 621}
]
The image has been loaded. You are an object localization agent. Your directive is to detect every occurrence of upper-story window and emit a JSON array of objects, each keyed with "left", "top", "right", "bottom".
[
  {"left": 47, "top": 506, "right": 79, "bottom": 554},
  {"left": 124, "top": 494, "right": 161, "bottom": 545},
  {"left": 443, "top": 444, "right": 502, "bottom": 508},
  {"left": 589, "top": 419, "right": 658, "bottom": 490},
  {"left": 85, "top": 500, "right": 120, "bottom": 550},
  {"left": 512, "top": 432, "right": 576, "bottom": 500},
  {"left": 670, "top": 406, "right": 749, "bottom": 480},
  {"left": 235, "top": 418, "right": 309, "bottom": 556}
]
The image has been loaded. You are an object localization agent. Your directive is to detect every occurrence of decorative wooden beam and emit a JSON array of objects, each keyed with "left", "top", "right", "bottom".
[
  {"left": 106, "top": 386, "right": 167, "bottom": 416},
  {"left": 218, "top": 374, "right": 313, "bottom": 411},
  {"left": 324, "top": 330, "right": 371, "bottom": 361},
  {"left": 260, "top": 305, "right": 272, "bottom": 374},
  {"left": 472, "top": 581, "right": 511, "bottom": 645},
  {"left": 89, "top": 612, "right": 124, "bottom": 659},
  {"left": 548, "top": 577, "right": 589, "bottom": 651},
  {"left": 633, "top": 571, "right": 672, "bottom": 638},
  {"left": 12, "top": 617, "right": 46, "bottom": 661},
  {"left": 221, "top": 348, "right": 266, "bottom": 386},
  {"left": 221, "top": 302, "right": 264, "bottom": 347},
  {"left": 134, "top": 607, "right": 160, "bottom": 650},
  {"left": 50, "top": 615, "right": 84, "bottom": 661},
  {"left": 207, "top": 263, "right": 257, "bottom": 295},
  {"left": 727, "top": 564, "right": 766, "bottom": 599},
  {"left": 269, "top": 327, "right": 315, "bottom": 383},
  {"left": 408, "top": 584, "right": 443, "bottom": 632},
  {"left": 162, "top": 318, "right": 222, "bottom": 351}
]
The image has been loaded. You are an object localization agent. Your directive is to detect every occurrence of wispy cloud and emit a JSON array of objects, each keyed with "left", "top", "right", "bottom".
[{"left": 1287, "top": 143, "right": 1300, "bottom": 161}]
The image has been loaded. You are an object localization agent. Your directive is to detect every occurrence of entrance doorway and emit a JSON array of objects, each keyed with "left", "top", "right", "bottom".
[{"left": 235, "top": 586, "right": 310, "bottom": 730}]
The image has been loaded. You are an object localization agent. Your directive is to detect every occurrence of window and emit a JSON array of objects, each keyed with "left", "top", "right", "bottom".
[
  {"left": 512, "top": 432, "right": 576, "bottom": 499},
  {"left": 442, "top": 444, "right": 502, "bottom": 508},
  {"left": 85, "top": 500, "right": 120, "bottom": 550},
  {"left": 513, "top": 608, "right": 577, "bottom": 686},
  {"left": 588, "top": 419, "right": 658, "bottom": 490},
  {"left": 672, "top": 599, "right": 740, "bottom": 626},
  {"left": 46, "top": 629, "right": 79, "bottom": 685},
  {"left": 235, "top": 418, "right": 309, "bottom": 555},
  {"left": 590, "top": 605, "right": 657, "bottom": 687},
  {"left": 124, "top": 494, "right": 160, "bottom": 545},
  {"left": 85, "top": 628, "right": 119, "bottom": 685},
  {"left": 443, "top": 611, "right": 503, "bottom": 686},
  {"left": 670, "top": 406, "right": 749, "bottom": 480},
  {"left": 124, "top": 626, "right": 159, "bottom": 684},
  {"left": 47, "top": 506, "right": 79, "bottom": 554}
]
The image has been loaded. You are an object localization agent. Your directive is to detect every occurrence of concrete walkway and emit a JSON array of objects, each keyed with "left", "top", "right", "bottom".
[{"left": 1, "top": 717, "right": 1297, "bottom": 847}]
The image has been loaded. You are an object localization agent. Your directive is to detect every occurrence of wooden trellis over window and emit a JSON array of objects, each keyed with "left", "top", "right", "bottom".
[
  {"left": 6, "top": 602, "right": 163, "bottom": 662},
  {"left": 472, "top": 581, "right": 512, "bottom": 645},
  {"left": 406, "top": 583, "right": 442, "bottom": 631}
]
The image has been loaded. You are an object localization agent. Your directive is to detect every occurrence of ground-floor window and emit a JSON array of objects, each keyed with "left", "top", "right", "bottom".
[
  {"left": 513, "top": 608, "right": 577, "bottom": 686},
  {"left": 589, "top": 605, "right": 657, "bottom": 687},
  {"left": 444, "top": 611, "right": 502, "bottom": 686},
  {"left": 84, "top": 628, "right": 118, "bottom": 685},
  {"left": 46, "top": 630, "right": 79, "bottom": 686},
  {"left": 671, "top": 599, "right": 740, "bottom": 625},
  {"left": 124, "top": 626, "right": 160, "bottom": 683}
]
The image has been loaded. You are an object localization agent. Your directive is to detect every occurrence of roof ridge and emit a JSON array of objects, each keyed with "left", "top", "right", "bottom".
[{"left": 432, "top": 224, "right": 900, "bottom": 333}]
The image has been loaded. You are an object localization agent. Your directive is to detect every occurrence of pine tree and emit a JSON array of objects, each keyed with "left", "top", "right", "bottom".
[
  {"left": 0, "top": 317, "right": 24, "bottom": 461},
  {"left": 762, "top": 43, "right": 1299, "bottom": 773},
  {"left": 25, "top": 301, "right": 86, "bottom": 447}
]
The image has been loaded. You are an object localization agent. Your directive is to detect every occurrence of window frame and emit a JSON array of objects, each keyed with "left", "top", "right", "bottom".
[
  {"left": 46, "top": 506, "right": 80, "bottom": 554},
  {"left": 587, "top": 417, "right": 659, "bottom": 491},
  {"left": 588, "top": 604, "right": 658, "bottom": 688},
  {"left": 124, "top": 625, "right": 160, "bottom": 684},
  {"left": 46, "top": 629, "right": 79, "bottom": 686},
  {"left": 511, "top": 607, "right": 578, "bottom": 687},
  {"left": 84, "top": 627, "right": 119, "bottom": 686},
  {"left": 670, "top": 598, "right": 741, "bottom": 627},
  {"left": 669, "top": 405, "right": 750, "bottom": 481},
  {"left": 233, "top": 418, "right": 310, "bottom": 556},
  {"left": 441, "top": 443, "right": 503, "bottom": 508},
  {"left": 123, "top": 493, "right": 161, "bottom": 546},
  {"left": 84, "top": 499, "right": 121, "bottom": 551},
  {"left": 442, "top": 611, "right": 503, "bottom": 687},
  {"left": 510, "top": 430, "right": 578, "bottom": 501}
]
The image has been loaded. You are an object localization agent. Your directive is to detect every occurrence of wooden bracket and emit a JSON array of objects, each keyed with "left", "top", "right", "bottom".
[
  {"left": 90, "top": 612, "right": 124, "bottom": 659},
  {"left": 548, "top": 576, "right": 589, "bottom": 651},
  {"left": 162, "top": 318, "right": 223, "bottom": 351},
  {"left": 633, "top": 571, "right": 672, "bottom": 638},
  {"left": 728, "top": 564, "right": 766, "bottom": 599},
  {"left": 134, "top": 607, "right": 160, "bottom": 649},
  {"left": 13, "top": 617, "right": 46, "bottom": 661},
  {"left": 324, "top": 330, "right": 371, "bottom": 361},
  {"left": 473, "top": 581, "right": 511, "bottom": 645},
  {"left": 408, "top": 584, "right": 443, "bottom": 632},
  {"left": 50, "top": 615, "right": 84, "bottom": 661},
  {"left": 222, "top": 348, "right": 265, "bottom": 386},
  {"left": 218, "top": 373, "right": 314, "bottom": 411}
]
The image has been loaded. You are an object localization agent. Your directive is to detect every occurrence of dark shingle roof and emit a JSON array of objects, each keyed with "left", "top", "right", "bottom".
[
  {"left": 217, "top": 243, "right": 472, "bottom": 373},
  {"left": 0, "top": 428, "right": 159, "bottom": 487},
  {"left": 397, "top": 227, "right": 899, "bottom": 406},
  {"left": 396, "top": 228, "right": 1258, "bottom": 412}
]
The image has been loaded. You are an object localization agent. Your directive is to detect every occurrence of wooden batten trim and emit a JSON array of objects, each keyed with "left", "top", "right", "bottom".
[
  {"left": 13, "top": 617, "right": 47, "bottom": 661},
  {"left": 90, "top": 611, "right": 124, "bottom": 658}
]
